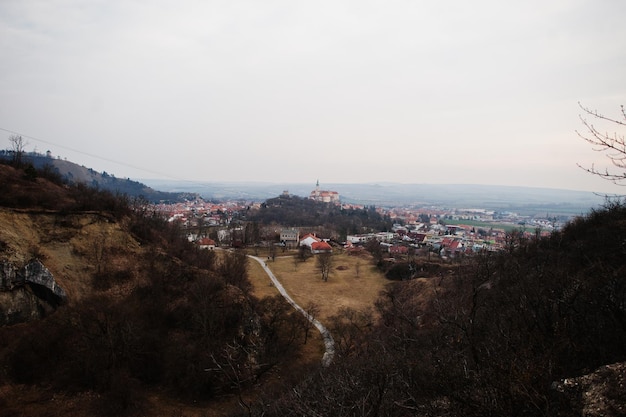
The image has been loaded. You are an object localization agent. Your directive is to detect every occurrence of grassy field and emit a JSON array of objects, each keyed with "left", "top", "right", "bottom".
[
  {"left": 443, "top": 218, "right": 527, "bottom": 233},
  {"left": 248, "top": 249, "right": 391, "bottom": 322},
  {"left": 245, "top": 248, "right": 393, "bottom": 374}
]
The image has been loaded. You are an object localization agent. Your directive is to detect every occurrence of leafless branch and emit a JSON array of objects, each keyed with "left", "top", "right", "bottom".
[{"left": 576, "top": 102, "right": 626, "bottom": 186}]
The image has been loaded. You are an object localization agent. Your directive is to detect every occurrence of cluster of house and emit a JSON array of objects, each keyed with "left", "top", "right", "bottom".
[
  {"left": 275, "top": 220, "right": 526, "bottom": 258},
  {"left": 155, "top": 199, "right": 253, "bottom": 227},
  {"left": 192, "top": 228, "right": 333, "bottom": 254},
  {"left": 157, "top": 192, "right": 559, "bottom": 258},
  {"left": 280, "top": 228, "right": 333, "bottom": 253},
  {"left": 344, "top": 223, "right": 514, "bottom": 258}
]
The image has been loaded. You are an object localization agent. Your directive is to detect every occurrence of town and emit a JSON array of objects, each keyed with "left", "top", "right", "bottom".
[{"left": 152, "top": 182, "right": 568, "bottom": 260}]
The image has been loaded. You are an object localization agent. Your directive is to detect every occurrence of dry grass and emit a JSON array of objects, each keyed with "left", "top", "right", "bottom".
[
  {"left": 0, "top": 209, "right": 143, "bottom": 303},
  {"left": 248, "top": 249, "right": 391, "bottom": 323},
  {"left": 247, "top": 248, "right": 391, "bottom": 377},
  {"left": 248, "top": 255, "right": 281, "bottom": 300},
  {"left": 0, "top": 210, "right": 389, "bottom": 417}
]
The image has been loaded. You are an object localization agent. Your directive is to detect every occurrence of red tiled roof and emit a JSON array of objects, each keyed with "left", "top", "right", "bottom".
[
  {"left": 311, "top": 241, "right": 332, "bottom": 251},
  {"left": 390, "top": 245, "right": 409, "bottom": 254},
  {"left": 300, "top": 233, "right": 321, "bottom": 243}
]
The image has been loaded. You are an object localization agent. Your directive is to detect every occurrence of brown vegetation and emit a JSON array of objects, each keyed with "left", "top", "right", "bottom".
[
  {"left": 257, "top": 203, "right": 626, "bottom": 417},
  {"left": 0, "top": 163, "right": 321, "bottom": 417},
  {"left": 1, "top": 159, "right": 624, "bottom": 417}
]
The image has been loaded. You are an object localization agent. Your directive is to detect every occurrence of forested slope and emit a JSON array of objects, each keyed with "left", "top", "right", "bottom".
[
  {"left": 258, "top": 201, "right": 626, "bottom": 416},
  {"left": 0, "top": 163, "right": 312, "bottom": 417}
]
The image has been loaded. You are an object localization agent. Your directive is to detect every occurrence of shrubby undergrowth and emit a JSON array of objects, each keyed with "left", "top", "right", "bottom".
[
  {"left": 1, "top": 160, "right": 624, "bottom": 416},
  {"left": 257, "top": 201, "right": 626, "bottom": 417},
  {"left": 0, "top": 162, "right": 310, "bottom": 416}
]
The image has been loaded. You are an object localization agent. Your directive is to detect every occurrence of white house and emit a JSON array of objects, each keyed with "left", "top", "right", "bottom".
[
  {"left": 299, "top": 233, "right": 321, "bottom": 248},
  {"left": 198, "top": 237, "right": 216, "bottom": 250}
]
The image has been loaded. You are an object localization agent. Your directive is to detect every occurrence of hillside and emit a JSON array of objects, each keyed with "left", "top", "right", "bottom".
[
  {"left": 259, "top": 202, "right": 626, "bottom": 416},
  {"left": 0, "top": 151, "right": 197, "bottom": 203},
  {"left": 0, "top": 163, "right": 315, "bottom": 416}
]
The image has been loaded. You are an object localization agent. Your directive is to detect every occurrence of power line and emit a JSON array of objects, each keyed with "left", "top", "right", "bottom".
[{"left": 0, "top": 126, "right": 190, "bottom": 181}]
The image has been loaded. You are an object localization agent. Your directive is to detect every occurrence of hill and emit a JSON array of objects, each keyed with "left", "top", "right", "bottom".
[
  {"left": 0, "top": 151, "right": 197, "bottom": 203},
  {"left": 0, "top": 163, "right": 315, "bottom": 416}
]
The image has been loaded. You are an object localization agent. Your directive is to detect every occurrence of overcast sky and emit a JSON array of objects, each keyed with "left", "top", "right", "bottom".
[{"left": 1, "top": 0, "right": 625, "bottom": 193}]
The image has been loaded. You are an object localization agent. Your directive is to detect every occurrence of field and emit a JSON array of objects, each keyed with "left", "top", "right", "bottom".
[
  {"left": 443, "top": 218, "right": 526, "bottom": 233},
  {"left": 248, "top": 249, "right": 391, "bottom": 322}
]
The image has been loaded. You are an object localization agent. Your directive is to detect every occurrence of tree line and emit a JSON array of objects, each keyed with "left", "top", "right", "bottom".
[{"left": 246, "top": 194, "right": 394, "bottom": 240}]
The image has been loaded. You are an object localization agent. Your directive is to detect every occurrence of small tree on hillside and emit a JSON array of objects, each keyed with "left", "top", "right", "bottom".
[
  {"left": 577, "top": 103, "right": 626, "bottom": 186},
  {"left": 365, "top": 239, "right": 384, "bottom": 265},
  {"left": 301, "top": 301, "right": 320, "bottom": 344},
  {"left": 218, "top": 249, "right": 250, "bottom": 292},
  {"left": 9, "top": 134, "right": 27, "bottom": 168}
]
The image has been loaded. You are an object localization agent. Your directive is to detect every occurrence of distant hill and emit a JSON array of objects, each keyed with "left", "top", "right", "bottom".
[
  {"left": 1, "top": 151, "right": 197, "bottom": 203},
  {"left": 141, "top": 179, "right": 607, "bottom": 215}
]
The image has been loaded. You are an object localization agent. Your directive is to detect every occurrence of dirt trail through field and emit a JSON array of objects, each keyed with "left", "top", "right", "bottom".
[{"left": 249, "top": 255, "right": 335, "bottom": 366}]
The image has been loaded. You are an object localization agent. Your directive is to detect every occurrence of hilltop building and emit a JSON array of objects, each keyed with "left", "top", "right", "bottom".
[{"left": 309, "top": 180, "right": 339, "bottom": 204}]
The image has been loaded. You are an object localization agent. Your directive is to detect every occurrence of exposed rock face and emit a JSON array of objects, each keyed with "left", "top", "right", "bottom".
[
  {"left": 21, "top": 259, "right": 67, "bottom": 304},
  {"left": 0, "top": 259, "right": 67, "bottom": 325}
]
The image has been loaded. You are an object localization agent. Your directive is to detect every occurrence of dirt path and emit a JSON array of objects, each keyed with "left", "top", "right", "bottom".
[{"left": 249, "top": 255, "right": 335, "bottom": 366}]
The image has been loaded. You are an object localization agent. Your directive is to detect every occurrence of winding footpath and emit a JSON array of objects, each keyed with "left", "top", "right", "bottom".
[{"left": 249, "top": 256, "right": 335, "bottom": 366}]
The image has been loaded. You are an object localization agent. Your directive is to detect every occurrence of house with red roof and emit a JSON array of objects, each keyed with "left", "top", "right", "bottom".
[
  {"left": 299, "top": 233, "right": 321, "bottom": 248},
  {"left": 389, "top": 245, "right": 409, "bottom": 256},
  {"left": 197, "top": 237, "right": 216, "bottom": 250},
  {"left": 311, "top": 241, "right": 333, "bottom": 254}
]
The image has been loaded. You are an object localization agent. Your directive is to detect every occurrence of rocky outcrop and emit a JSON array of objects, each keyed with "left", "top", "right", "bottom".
[
  {"left": 0, "top": 259, "right": 67, "bottom": 325},
  {"left": 21, "top": 259, "right": 67, "bottom": 304}
]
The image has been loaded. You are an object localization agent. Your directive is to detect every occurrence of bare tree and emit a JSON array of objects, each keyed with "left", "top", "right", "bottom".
[
  {"left": 209, "top": 342, "right": 255, "bottom": 416},
  {"left": 8, "top": 134, "right": 27, "bottom": 167},
  {"left": 365, "top": 238, "right": 384, "bottom": 265},
  {"left": 297, "top": 244, "right": 311, "bottom": 262},
  {"left": 301, "top": 301, "right": 320, "bottom": 344},
  {"left": 316, "top": 252, "right": 333, "bottom": 282},
  {"left": 576, "top": 102, "right": 626, "bottom": 185},
  {"left": 218, "top": 249, "right": 250, "bottom": 292}
]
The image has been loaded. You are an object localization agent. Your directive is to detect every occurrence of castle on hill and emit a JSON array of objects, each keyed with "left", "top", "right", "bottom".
[{"left": 309, "top": 180, "right": 339, "bottom": 204}]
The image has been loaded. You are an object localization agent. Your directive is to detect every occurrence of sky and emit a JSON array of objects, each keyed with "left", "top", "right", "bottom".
[{"left": 1, "top": 0, "right": 625, "bottom": 193}]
